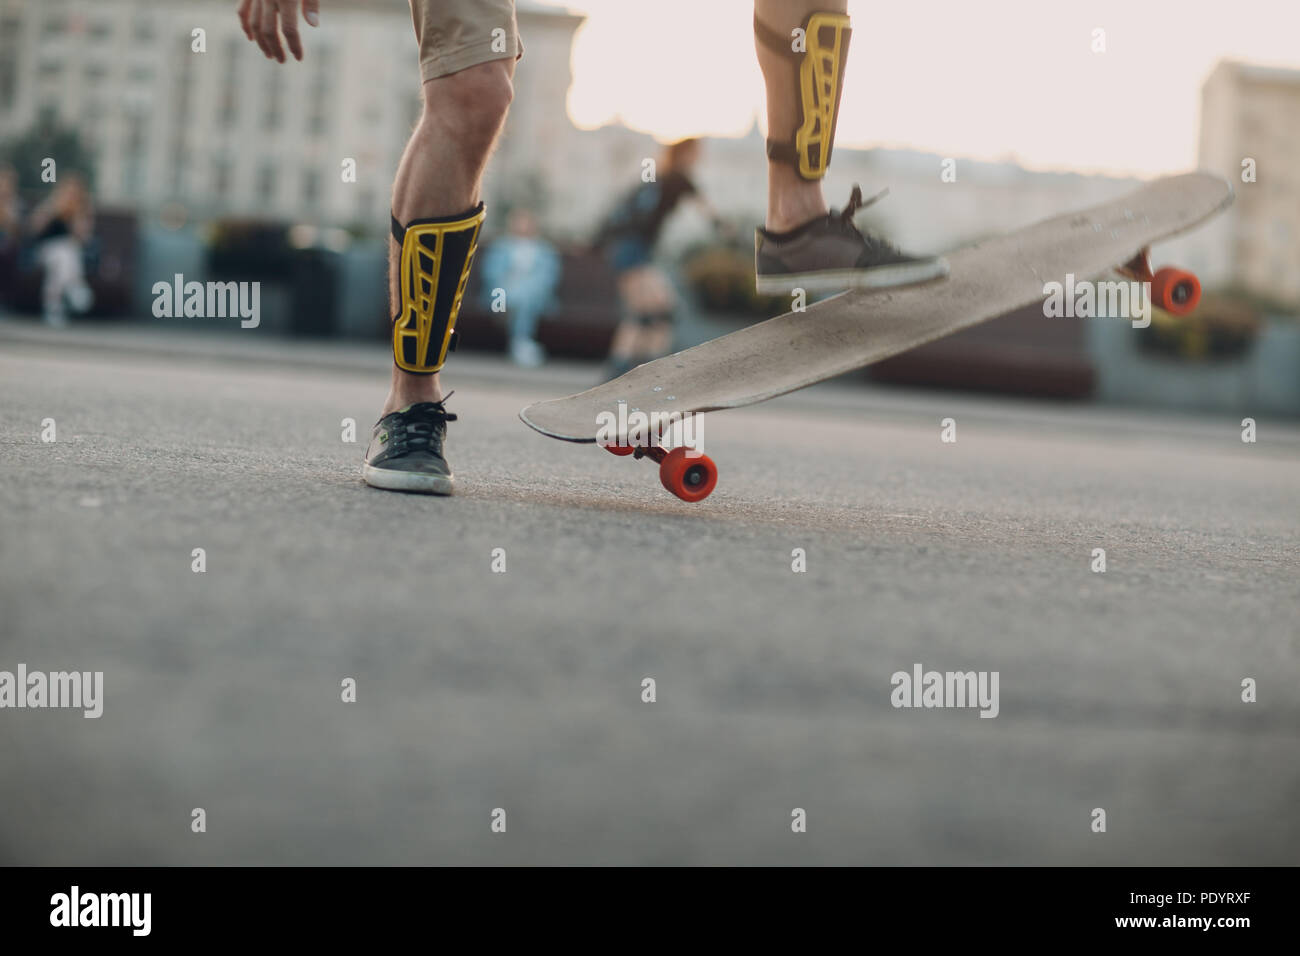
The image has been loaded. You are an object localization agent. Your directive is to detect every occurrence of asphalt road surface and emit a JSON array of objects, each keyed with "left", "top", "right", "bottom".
[{"left": 1, "top": 322, "right": 1297, "bottom": 865}]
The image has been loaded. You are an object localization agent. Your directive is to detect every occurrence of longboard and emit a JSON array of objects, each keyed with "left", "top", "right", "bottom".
[{"left": 520, "top": 172, "right": 1233, "bottom": 501}]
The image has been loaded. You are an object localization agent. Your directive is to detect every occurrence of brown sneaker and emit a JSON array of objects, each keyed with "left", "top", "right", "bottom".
[{"left": 755, "top": 186, "right": 948, "bottom": 295}]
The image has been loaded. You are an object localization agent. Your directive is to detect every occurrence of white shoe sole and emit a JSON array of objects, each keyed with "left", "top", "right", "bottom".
[
  {"left": 756, "top": 257, "right": 949, "bottom": 295},
  {"left": 362, "top": 464, "right": 454, "bottom": 495}
]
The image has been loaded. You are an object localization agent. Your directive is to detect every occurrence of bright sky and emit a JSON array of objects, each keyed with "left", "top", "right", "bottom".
[{"left": 564, "top": 0, "right": 1300, "bottom": 176}]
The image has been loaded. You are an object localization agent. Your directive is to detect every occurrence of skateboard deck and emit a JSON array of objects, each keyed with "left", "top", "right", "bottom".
[{"left": 520, "top": 171, "right": 1233, "bottom": 500}]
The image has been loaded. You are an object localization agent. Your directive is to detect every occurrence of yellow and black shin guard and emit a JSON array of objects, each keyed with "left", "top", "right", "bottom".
[
  {"left": 391, "top": 203, "right": 485, "bottom": 374},
  {"left": 755, "top": 11, "right": 852, "bottom": 181}
]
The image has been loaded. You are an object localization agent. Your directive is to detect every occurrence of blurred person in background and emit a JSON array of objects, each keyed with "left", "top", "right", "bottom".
[
  {"left": 478, "top": 208, "right": 561, "bottom": 368},
  {"left": 27, "top": 172, "right": 95, "bottom": 327},
  {"left": 0, "top": 165, "right": 21, "bottom": 302},
  {"left": 0, "top": 165, "right": 20, "bottom": 246},
  {"left": 594, "top": 138, "right": 721, "bottom": 381},
  {"left": 238, "top": 0, "right": 943, "bottom": 495}
]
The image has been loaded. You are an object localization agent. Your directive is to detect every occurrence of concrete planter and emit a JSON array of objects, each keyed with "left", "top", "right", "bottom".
[{"left": 1089, "top": 314, "right": 1300, "bottom": 416}]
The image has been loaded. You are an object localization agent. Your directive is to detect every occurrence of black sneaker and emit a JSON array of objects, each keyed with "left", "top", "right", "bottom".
[
  {"left": 754, "top": 185, "right": 948, "bottom": 295},
  {"left": 363, "top": 400, "right": 457, "bottom": 495}
]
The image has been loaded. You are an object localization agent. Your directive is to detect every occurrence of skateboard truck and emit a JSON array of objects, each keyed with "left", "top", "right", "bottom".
[
  {"left": 1117, "top": 247, "right": 1202, "bottom": 316},
  {"left": 602, "top": 439, "right": 718, "bottom": 503}
]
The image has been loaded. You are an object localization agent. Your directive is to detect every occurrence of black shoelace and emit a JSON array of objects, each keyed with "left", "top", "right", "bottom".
[
  {"left": 837, "top": 185, "right": 901, "bottom": 255},
  {"left": 388, "top": 398, "right": 457, "bottom": 456}
]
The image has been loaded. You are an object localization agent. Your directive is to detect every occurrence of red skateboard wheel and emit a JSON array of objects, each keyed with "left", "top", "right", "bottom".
[
  {"left": 1150, "top": 267, "right": 1201, "bottom": 316},
  {"left": 658, "top": 447, "right": 717, "bottom": 502}
]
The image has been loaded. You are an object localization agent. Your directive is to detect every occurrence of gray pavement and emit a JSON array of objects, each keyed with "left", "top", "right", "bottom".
[{"left": 1, "top": 319, "right": 1297, "bottom": 865}]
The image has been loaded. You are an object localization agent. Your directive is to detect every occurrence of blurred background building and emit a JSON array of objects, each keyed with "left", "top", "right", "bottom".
[
  {"left": 2, "top": 0, "right": 1267, "bottom": 256},
  {"left": 0, "top": 0, "right": 1297, "bottom": 414},
  {"left": 0, "top": 0, "right": 600, "bottom": 234},
  {"left": 1199, "top": 60, "right": 1300, "bottom": 309}
]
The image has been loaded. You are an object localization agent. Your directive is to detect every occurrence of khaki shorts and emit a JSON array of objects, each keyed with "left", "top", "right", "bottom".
[{"left": 408, "top": 0, "right": 522, "bottom": 83}]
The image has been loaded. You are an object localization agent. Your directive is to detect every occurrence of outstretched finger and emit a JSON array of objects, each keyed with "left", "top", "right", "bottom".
[
  {"left": 249, "top": 0, "right": 271, "bottom": 57},
  {"left": 278, "top": 0, "right": 303, "bottom": 61},
  {"left": 236, "top": 0, "right": 255, "bottom": 41},
  {"left": 260, "top": 0, "right": 285, "bottom": 62}
]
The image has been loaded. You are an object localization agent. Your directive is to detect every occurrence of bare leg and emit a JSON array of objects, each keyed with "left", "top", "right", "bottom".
[
  {"left": 754, "top": 0, "right": 848, "bottom": 232},
  {"left": 40, "top": 238, "right": 84, "bottom": 326},
  {"left": 608, "top": 319, "right": 643, "bottom": 361},
  {"left": 608, "top": 266, "right": 676, "bottom": 366},
  {"left": 640, "top": 318, "right": 674, "bottom": 357},
  {"left": 609, "top": 322, "right": 672, "bottom": 363},
  {"left": 382, "top": 59, "right": 514, "bottom": 415}
]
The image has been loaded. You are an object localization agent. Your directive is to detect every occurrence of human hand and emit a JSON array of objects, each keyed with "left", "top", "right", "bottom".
[{"left": 237, "top": 0, "right": 320, "bottom": 63}]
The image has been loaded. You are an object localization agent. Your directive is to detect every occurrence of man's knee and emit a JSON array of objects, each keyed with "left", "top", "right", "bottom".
[{"left": 423, "top": 60, "right": 514, "bottom": 140}]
